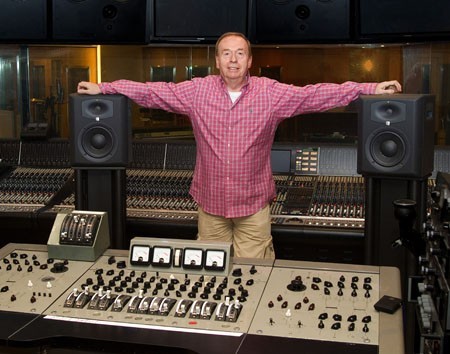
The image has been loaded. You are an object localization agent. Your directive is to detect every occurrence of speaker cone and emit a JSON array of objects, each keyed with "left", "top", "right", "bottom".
[
  {"left": 369, "top": 131, "right": 406, "bottom": 167},
  {"left": 80, "top": 125, "right": 115, "bottom": 160}
]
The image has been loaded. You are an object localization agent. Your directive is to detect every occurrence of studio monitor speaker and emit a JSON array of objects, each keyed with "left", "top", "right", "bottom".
[
  {"left": 0, "top": 0, "right": 47, "bottom": 40},
  {"left": 52, "top": 0, "right": 149, "bottom": 43},
  {"left": 358, "top": 0, "right": 450, "bottom": 40},
  {"left": 70, "top": 94, "right": 132, "bottom": 167},
  {"left": 252, "top": 0, "right": 350, "bottom": 43},
  {"left": 357, "top": 94, "right": 435, "bottom": 178}
]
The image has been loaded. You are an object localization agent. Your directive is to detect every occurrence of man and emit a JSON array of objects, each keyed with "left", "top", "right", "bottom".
[{"left": 78, "top": 32, "right": 402, "bottom": 259}]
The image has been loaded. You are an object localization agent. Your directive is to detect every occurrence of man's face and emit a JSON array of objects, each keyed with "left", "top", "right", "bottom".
[{"left": 215, "top": 35, "right": 252, "bottom": 85}]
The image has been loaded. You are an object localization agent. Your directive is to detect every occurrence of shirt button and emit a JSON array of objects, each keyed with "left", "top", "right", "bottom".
[{"left": 227, "top": 143, "right": 230, "bottom": 147}]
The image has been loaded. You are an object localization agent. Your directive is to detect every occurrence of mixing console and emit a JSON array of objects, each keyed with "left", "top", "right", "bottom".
[
  {"left": 0, "top": 247, "right": 92, "bottom": 315},
  {"left": 0, "top": 240, "right": 403, "bottom": 354},
  {"left": 248, "top": 262, "right": 379, "bottom": 345},
  {"left": 0, "top": 166, "right": 74, "bottom": 212},
  {"left": 0, "top": 163, "right": 366, "bottom": 263},
  {"left": 126, "top": 169, "right": 366, "bottom": 229},
  {"left": 0, "top": 165, "right": 365, "bottom": 230}
]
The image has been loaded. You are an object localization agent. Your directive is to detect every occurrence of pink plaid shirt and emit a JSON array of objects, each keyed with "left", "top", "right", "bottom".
[{"left": 100, "top": 76, "right": 376, "bottom": 218}]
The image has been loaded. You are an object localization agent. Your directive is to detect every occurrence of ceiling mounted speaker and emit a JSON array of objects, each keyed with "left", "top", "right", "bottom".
[
  {"left": 251, "top": 0, "right": 350, "bottom": 43},
  {"left": 0, "top": 0, "right": 47, "bottom": 41},
  {"left": 70, "top": 94, "right": 132, "bottom": 167},
  {"left": 52, "top": 0, "right": 149, "bottom": 43},
  {"left": 150, "top": 0, "right": 249, "bottom": 42},
  {"left": 357, "top": 94, "right": 435, "bottom": 178},
  {"left": 358, "top": 0, "right": 450, "bottom": 41}
]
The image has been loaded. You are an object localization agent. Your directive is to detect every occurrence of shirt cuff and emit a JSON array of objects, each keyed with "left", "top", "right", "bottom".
[
  {"left": 98, "top": 82, "right": 113, "bottom": 94},
  {"left": 364, "top": 82, "right": 378, "bottom": 95}
]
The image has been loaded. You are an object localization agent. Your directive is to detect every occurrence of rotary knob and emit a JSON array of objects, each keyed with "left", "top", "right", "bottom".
[
  {"left": 51, "top": 262, "right": 67, "bottom": 273},
  {"left": 287, "top": 277, "right": 306, "bottom": 292}
]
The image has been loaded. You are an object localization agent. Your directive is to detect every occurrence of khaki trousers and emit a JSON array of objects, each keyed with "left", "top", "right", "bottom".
[{"left": 197, "top": 205, "right": 275, "bottom": 259}]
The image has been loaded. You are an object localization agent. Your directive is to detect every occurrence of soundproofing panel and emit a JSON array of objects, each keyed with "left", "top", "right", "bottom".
[
  {"left": 70, "top": 94, "right": 132, "bottom": 167},
  {"left": 252, "top": 0, "right": 350, "bottom": 43},
  {"left": 0, "top": 0, "right": 47, "bottom": 41},
  {"left": 52, "top": 0, "right": 149, "bottom": 43},
  {"left": 357, "top": 94, "right": 435, "bottom": 178},
  {"left": 358, "top": 0, "right": 450, "bottom": 40}
]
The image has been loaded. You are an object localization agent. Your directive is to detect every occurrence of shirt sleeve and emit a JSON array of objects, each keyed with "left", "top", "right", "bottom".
[
  {"left": 99, "top": 79, "right": 194, "bottom": 116},
  {"left": 270, "top": 81, "right": 378, "bottom": 120}
]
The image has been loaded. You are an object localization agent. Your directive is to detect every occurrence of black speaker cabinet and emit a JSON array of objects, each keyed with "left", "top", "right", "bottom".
[
  {"left": 358, "top": 0, "right": 450, "bottom": 41},
  {"left": 150, "top": 0, "right": 249, "bottom": 42},
  {"left": 0, "top": 0, "right": 47, "bottom": 41},
  {"left": 357, "top": 94, "right": 435, "bottom": 178},
  {"left": 252, "top": 0, "right": 350, "bottom": 43},
  {"left": 52, "top": 0, "right": 149, "bottom": 43},
  {"left": 70, "top": 94, "right": 132, "bottom": 168}
]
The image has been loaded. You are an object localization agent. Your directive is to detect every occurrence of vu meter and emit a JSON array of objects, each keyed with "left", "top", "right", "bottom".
[
  {"left": 151, "top": 246, "right": 172, "bottom": 267},
  {"left": 205, "top": 249, "right": 226, "bottom": 271},
  {"left": 130, "top": 245, "right": 151, "bottom": 266},
  {"left": 182, "top": 248, "right": 203, "bottom": 269}
]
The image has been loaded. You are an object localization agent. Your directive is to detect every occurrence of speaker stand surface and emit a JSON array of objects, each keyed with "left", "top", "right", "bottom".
[
  {"left": 364, "top": 176, "right": 427, "bottom": 268},
  {"left": 364, "top": 176, "right": 428, "bottom": 354},
  {"left": 75, "top": 169, "right": 127, "bottom": 249}
]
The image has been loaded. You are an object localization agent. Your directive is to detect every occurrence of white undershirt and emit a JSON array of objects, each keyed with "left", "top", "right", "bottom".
[{"left": 228, "top": 91, "right": 242, "bottom": 103}]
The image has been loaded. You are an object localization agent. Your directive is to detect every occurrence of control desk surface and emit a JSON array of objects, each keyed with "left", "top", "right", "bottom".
[{"left": 0, "top": 242, "right": 404, "bottom": 354}]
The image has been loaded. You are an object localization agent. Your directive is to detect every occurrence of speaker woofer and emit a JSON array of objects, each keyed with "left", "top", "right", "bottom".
[
  {"left": 368, "top": 131, "right": 406, "bottom": 167},
  {"left": 79, "top": 125, "right": 116, "bottom": 161}
]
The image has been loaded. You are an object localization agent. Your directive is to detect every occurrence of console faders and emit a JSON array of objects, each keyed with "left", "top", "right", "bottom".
[{"left": 45, "top": 254, "right": 272, "bottom": 335}]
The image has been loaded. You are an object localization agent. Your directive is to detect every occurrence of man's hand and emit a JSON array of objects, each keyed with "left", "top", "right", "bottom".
[
  {"left": 77, "top": 81, "right": 102, "bottom": 95},
  {"left": 375, "top": 80, "right": 402, "bottom": 94}
]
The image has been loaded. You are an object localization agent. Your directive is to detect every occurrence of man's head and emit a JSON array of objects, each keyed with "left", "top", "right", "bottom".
[
  {"left": 215, "top": 32, "right": 252, "bottom": 57},
  {"left": 215, "top": 32, "right": 252, "bottom": 90}
]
